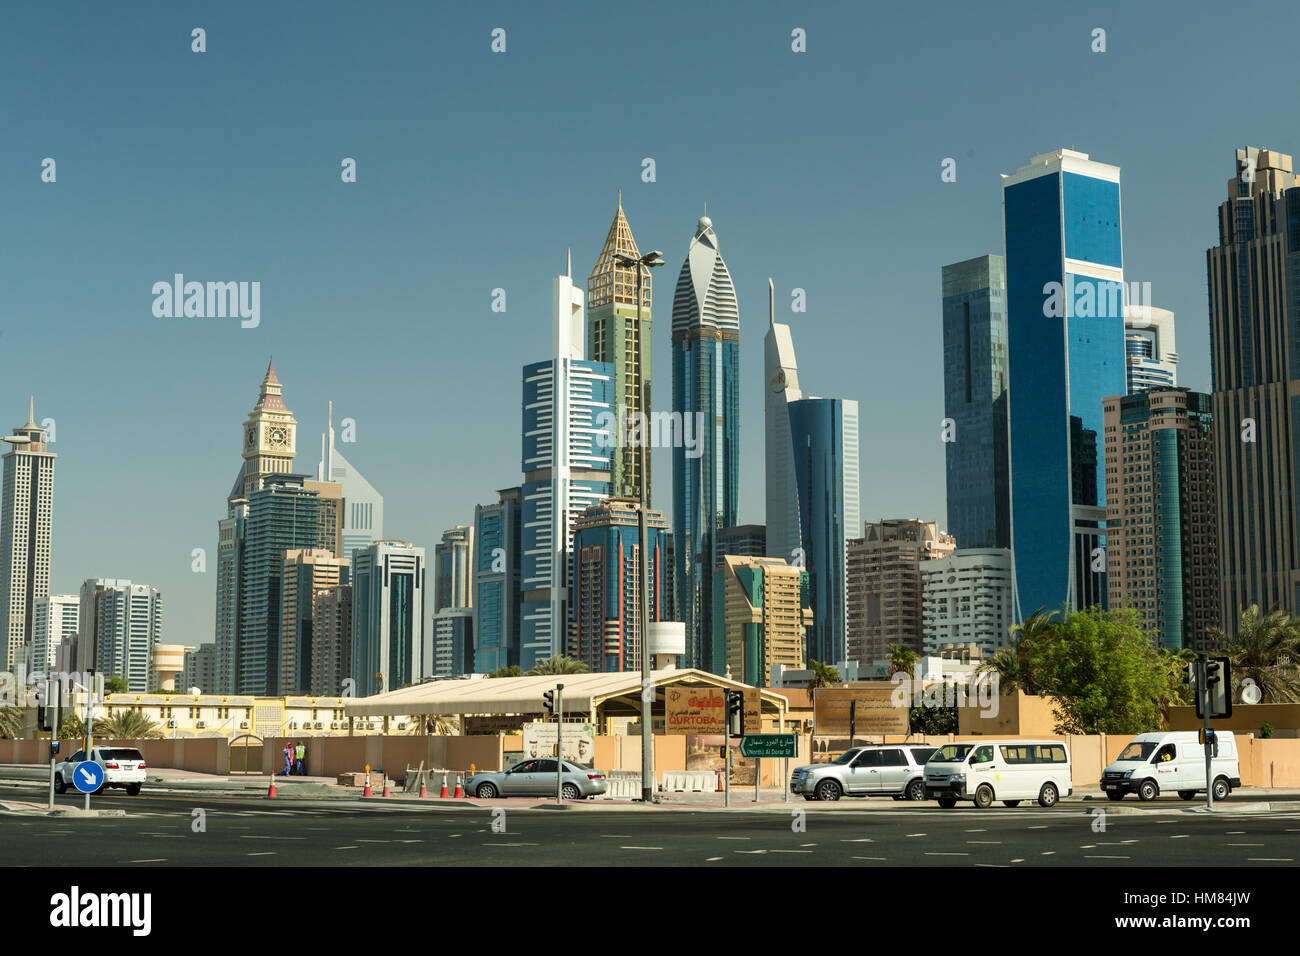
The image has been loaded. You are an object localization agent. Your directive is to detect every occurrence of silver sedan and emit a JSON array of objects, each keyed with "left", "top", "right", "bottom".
[{"left": 466, "top": 759, "right": 607, "bottom": 800}]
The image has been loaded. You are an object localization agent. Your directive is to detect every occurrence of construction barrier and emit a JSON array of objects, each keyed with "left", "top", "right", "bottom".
[
  {"left": 598, "top": 770, "right": 642, "bottom": 799},
  {"left": 661, "top": 770, "right": 718, "bottom": 793}
]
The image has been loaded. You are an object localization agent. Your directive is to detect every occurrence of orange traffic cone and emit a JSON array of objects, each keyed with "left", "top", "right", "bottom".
[
  {"left": 362, "top": 772, "right": 372, "bottom": 798},
  {"left": 266, "top": 777, "right": 277, "bottom": 799},
  {"left": 418, "top": 771, "right": 428, "bottom": 799},
  {"left": 381, "top": 779, "right": 392, "bottom": 798},
  {"left": 440, "top": 771, "right": 449, "bottom": 798},
  {"left": 454, "top": 772, "right": 464, "bottom": 798}
]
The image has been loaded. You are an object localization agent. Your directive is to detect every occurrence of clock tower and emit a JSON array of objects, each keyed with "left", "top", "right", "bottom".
[{"left": 239, "top": 357, "right": 298, "bottom": 499}]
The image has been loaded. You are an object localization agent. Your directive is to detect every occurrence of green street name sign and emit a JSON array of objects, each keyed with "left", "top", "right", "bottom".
[{"left": 739, "top": 734, "right": 797, "bottom": 758}]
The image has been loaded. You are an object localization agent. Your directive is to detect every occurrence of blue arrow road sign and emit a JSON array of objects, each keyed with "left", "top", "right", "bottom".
[{"left": 73, "top": 761, "right": 104, "bottom": 794}]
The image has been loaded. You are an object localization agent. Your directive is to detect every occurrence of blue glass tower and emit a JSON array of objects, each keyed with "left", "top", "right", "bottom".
[
  {"left": 473, "top": 487, "right": 521, "bottom": 673},
  {"left": 1003, "top": 149, "right": 1126, "bottom": 619},
  {"left": 942, "top": 254, "right": 1010, "bottom": 550},
  {"left": 788, "top": 398, "right": 860, "bottom": 667},
  {"left": 672, "top": 216, "right": 740, "bottom": 674}
]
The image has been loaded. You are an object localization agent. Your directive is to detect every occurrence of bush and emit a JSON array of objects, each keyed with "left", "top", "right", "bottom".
[{"left": 1260, "top": 722, "right": 1274, "bottom": 739}]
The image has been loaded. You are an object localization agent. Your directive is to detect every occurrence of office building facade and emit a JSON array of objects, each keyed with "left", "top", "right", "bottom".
[
  {"left": 1124, "top": 305, "right": 1178, "bottom": 393},
  {"left": 432, "top": 607, "right": 474, "bottom": 678},
  {"left": 1207, "top": 147, "right": 1300, "bottom": 625},
  {"left": 713, "top": 555, "right": 811, "bottom": 687},
  {"left": 278, "top": 549, "right": 348, "bottom": 695},
  {"left": 672, "top": 215, "right": 740, "bottom": 673},
  {"left": 1003, "top": 149, "right": 1127, "bottom": 620},
  {"left": 317, "top": 401, "right": 384, "bottom": 560},
  {"left": 32, "top": 593, "right": 78, "bottom": 671},
  {"left": 788, "top": 397, "right": 860, "bottom": 668},
  {"left": 921, "top": 549, "right": 1014, "bottom": 657},
  {"left": 473, "top": 487, "right": 522, "bottom": 674},
  {"left": 571, "top": 497, "right": 668, "bottom": 673},
  {"left": 765, "top": 278, "right": 804, "bottom": 563},
  {"left": 0, "top": 399, "right": 56, "bottom": 671},
  {"left": 83, "top": 580, "right": 164, "bottom": 693},
  {"left": 434, "top": 525, "right": 474, "bottom": 612},
  {"left": 310, "top": 586, "right": 352, "bottom": 697},
  {"left": 1103, "top": 388, "right": 1219, "bottom": 650},
  {"left": 718, "top": 524, "right": 767, "bottom": 559},
  {"left": 942, "top": 254, "right": 1010, "bottom": 550},
  {"left": 351, "top": 540, "right": 425, "bottom": 697}
]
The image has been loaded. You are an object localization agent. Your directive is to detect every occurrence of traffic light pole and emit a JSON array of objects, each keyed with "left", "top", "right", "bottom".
[
  {"left": 556, "top": 683, "right": 564, "bottom": 806},
  {"left": 1199, "top": 655, "right": 1213, "bottom": 811}
]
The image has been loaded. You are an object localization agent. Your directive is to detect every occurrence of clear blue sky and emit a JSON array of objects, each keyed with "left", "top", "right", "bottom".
[{"left": 3, "top": 0, "right": 1297, "bottom": 648}]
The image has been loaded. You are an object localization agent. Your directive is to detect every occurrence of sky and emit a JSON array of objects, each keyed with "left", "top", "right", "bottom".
[{"left": 3, "top": 0, "right": 1298, "bottom": 649}]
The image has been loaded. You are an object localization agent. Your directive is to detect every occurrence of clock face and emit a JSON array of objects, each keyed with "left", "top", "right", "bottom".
[
  {"left": 267, "top": 426, "right": 288, "bottom": 447},
  {"left": 246, "top": 428, "right": 256, "bottom": 448}
]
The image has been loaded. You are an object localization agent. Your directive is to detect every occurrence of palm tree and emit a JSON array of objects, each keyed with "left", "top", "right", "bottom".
[
  {"left": 888, "top": 644, "right": 920, "bottom": 679},
  {"left": 808, "top": 659, "right": 839, "bottom": 689},
  {"left": 95, "top": 709, "right": 163, "bottom": 739},
  {"left": 979, "top": 608, "right": 1059, "bottom": 695},
  {"left": 0, "top": 706, "right": 24, "bottom": 739},
  {"left": 406, "top": 713, "right": 458, "bottom": 735},
  {"left": 487, "top": 665, "right": 523, "bottom": 678},
  {"left": 526, "top": 656, "right": 588, "bottom": 676},
  {"left": 58, "top": 714, "right": 86, "bottom": 740},
  {"left": 1211, "top": 605, "right": 1300, "bottom": 703}
]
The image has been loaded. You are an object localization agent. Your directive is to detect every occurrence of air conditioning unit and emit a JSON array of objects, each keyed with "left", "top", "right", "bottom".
[
  {"left": 240, "top": 721, "right": 249, "bottom": 729},
  {"left": 196, "top": 721, "right": 206, "bottom": 728},
  {"left": 314, "top": 722, "right": 323, "bottom": 729},
  {"left": 330, "top": 722, "right": 338, "bottom": 730},
  {"left": 166, "top": 720, "right": 176, "bottom": 728},
  {"left": 397, "top": 723, "right": 407, "bottom": 730},
  {"left": 289, "top": 721, "right": 297, "bottom": 730}
]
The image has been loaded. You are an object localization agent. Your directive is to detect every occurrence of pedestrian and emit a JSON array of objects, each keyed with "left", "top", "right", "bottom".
[
  {"left": 294, "top": 740, "right": 306, "bottom": 777},
  {"left": 281, "top": 741, "right": 293, "bottom": 776}
]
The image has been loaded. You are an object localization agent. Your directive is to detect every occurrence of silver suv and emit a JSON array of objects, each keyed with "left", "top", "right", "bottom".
[{"left": 791, "top": 745, "right": 937, "bottom": 802}]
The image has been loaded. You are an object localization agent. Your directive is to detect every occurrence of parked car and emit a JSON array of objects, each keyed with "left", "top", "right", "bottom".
[
  {"left": 1101, "top": 731, "right": 1240, "bottom": 802},
  {"left": 53, "top": 746, "right": 147, "bottom": 796},
  {"left": 790, "top": 745, "right": 938, "bottom": 801},
  {"left": 924, "top": 740, "right": 1071, "bottom": 808},
  {"left": 466, "top": 758, "right": 607, "bottom": 800}
]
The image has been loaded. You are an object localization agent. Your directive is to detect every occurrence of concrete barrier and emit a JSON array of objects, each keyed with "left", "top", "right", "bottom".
[
  {"left": 599, "top": 770, "right": 642, "bottom": 799},
  {"left": 661, "top": 770, "right": 717, "bottom": 792}
]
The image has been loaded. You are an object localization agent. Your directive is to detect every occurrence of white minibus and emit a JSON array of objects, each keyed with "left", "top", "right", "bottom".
[{"left": 924, "top": 739, "right": 1072, "bottom": 808}]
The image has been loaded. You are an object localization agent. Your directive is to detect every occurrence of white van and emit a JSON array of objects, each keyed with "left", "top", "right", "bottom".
[
  {"left": 1101, "top": 731, "right": 1240, "bottom": 802},
  {"left": 923, "top": 740, "right": 1072, "bottom": 808}
]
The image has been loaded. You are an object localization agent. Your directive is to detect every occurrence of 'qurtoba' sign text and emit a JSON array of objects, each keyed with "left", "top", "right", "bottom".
[{"left": 665, "top": 686, "right": 725, "bottom": 735}]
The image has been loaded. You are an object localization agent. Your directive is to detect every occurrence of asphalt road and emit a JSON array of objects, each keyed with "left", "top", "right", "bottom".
[{"left": 2, "top": 784, "right": 1297, "bottom": 866}]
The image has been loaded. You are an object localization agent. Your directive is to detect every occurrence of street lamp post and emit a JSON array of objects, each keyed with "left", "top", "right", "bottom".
[{"left": 614, "top": 249, "right": 664, "bottom": 803}]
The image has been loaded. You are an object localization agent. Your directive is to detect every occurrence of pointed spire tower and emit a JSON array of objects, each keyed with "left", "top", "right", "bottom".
[
  {"left": 238, "top": 356, "right": 298, "bottom": 499},
  {"left": 587, "top": 192, "right": 654, "bottom": 499}
]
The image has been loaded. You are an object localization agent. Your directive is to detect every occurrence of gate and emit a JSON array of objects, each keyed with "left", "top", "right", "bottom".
[{"left": 229, "top": 733, "right": 264, "bottom": 774}]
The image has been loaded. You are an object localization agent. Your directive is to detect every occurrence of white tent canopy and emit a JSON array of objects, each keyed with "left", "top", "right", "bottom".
[{"left": 342, "top": 668, "right": 789, "bottom": 719}]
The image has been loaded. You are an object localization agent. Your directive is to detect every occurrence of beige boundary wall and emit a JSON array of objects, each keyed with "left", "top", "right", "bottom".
[{"left": 6, "top": 733, "right": 1300, "bottom": 789}]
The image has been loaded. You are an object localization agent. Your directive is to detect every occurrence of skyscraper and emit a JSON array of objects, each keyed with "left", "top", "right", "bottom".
[
  {"left": 432, "top": 607, "right": 474, "bottom": 677},
  {"left": 310, "top": 586, "right": 352, "bottom": 697},
  {"left": 80, "top": 580, "right": 164, "bottom": 692},
  {"left": 351, "top": 540, "right": 425, "bottom": 696},
  {"left": 1124, "top": 305, "right": 1178, "bottom": 393},
  {"left": 32, "top": 594, "right": 79, "bottom": 671},
  {"left": 764, "top": 277, "right": 804, "bottom": 564},
  {"left": 215, "top": 360, "right": 299, "bottom": 693},
  {"left": 434, "top": 525, "right": 474, "bottom": 612},
  {"left": 672, "top": 215, "right": 740, "bottom": 673},
  {"left": 520, "top": 258, "right": 614, "bottom": 669},
  {"left": 587, "top": 194, "right": 654, "bottom": 500},
  {"left": 0, "top": 399, "right": 56, "bottom": 672},
  {"left": 1003, "top": 149, "right": 1126, "bottom": 620},
  {"left": 714, "top": 554, "right": 811, "bottom": 686},
  {"left": 1103, "top": 388, "right": 1219, "bottom": 650},
  {"left": 921, "top": 549, "right": 1014, "bottom": 658},
  {"left": 1208, "top": 147, "right": 1300, "bottom": 624},
  {"left": 571, "top": 497, "right": 668, "bottom": 673},
  {"left": 278, "top": 548, "right": 348, "bottom": 694},
  {"left": 718, "top": 524, "right": 767, "bottom": 558},
  {"left": 473, "top": 487, "right": 522, "bottom": 673},
  {"left": 788, "top": 397, "right": 860, "bottom": 667},
  {"left": 941, "top": 254, "right": 1010, "bottom": 550},
  {"left": 317, "top": 401, "right": 384, "bottom": 560}
]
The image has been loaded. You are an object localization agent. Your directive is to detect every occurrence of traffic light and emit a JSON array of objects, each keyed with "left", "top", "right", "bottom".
[
  {"left": 542, "top": 690, "right": 555, "bottom": 716},
  {"left": 726, "top": 690, "right": 743, "bottom": 737},
  {"left": 1194, "top": 657, "right": 1232, "bottom": 719},
  {"left": 37, "top": 678, "right": 59, "bottom": 734}
]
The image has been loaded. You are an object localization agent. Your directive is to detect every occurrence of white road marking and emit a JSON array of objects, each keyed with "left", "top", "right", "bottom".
[
  {"left": 247, "top": 851, "right": 276, "bottom": 856},
  {"left": 335, "top": 846, "right": 358, "bottom": 850},
  {"left": 128, "top": 859, "right": 167, "bottom": 863},
  {"left": 706, "top": 857, "right": 723, "bottom": 861},
  {"left": 1085, "top": 855, "right": 1130, "bottom": 860},
  {"left": 1227, "top": 843, "right": 1264, "bottom": 846},
  {"left": 925, "top": 852, "right": 968, "bottom": 856},
  {"left": 601, "top": 834, "right": 632, "bottom": 838},
  {"left": 974, "top": 863, "right": 1008, "bottom": 868},
  {"left": 1010, "top": 858, "right": 1025, "bottom": 863},
  {"left": 851, "top": 856, "right": 887, "bottom": 861},
  {"left": 1040, "top": 851, "right": 1055, "bottom": 855},
  {"left": 717, "top": 836, "right": 750, "bottom": 840},
  {"left": 481, "top": 842, "right": 539, "bottom": 847},
  {"left": 967, "top": 841, "right": 1001, "bottom": 845},
  {"left": 239, "top": 835, "right": 306, "bottom": 841},
  {"left": 1248, "top": 858, "right": 1293, "bottom": 862},
  {"left": 1170, "top": 834, "right": 1189, "bottom": 839},
  {"left": 840, "top": 838, "right": 874, "bottom": 843},
  {"left": 1027, "top": 825, "right": 1048, "bottom": 830},
  {"left": 621, "top": 846, "right": 663, "bottom": 850},
  {"left": 965, "top": 828, "right": 987, "bottom": 833},
  {"left": 905, "top": 833, "right": 927, "bottom": 838},
  {"left": 735, "top": 850, "right": 768, "bottom": 855},
  {"left": 771, "top": 849, "right": 813, "bottom": 854}
]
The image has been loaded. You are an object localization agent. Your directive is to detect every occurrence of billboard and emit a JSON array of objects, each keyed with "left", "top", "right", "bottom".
[
  {"left": 743, "top": 688, "right": 763, "bottom": 734},
  {"left": 520, "top": 722, "right": 595, "bottom": 765},
  {"left": 665, "top": 686, "right": 726, "bottom": 735},
  {"left": 813, "top": 686, "right": 908, "bottom": 736}
]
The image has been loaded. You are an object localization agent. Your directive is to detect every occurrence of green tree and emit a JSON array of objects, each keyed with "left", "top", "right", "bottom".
[
  {"left": 487, "top": 665, "right": 523, "bottom": 679},
  {"left": 406, "top": 713, "right": 458, "bottom": 735},
  {"left": 526, "top": 656, "right": 588, "bottom": 676},
  {"left": 908, "top": 705, "right": 958, "bottom": 735},
  {"left": 95, "top": 709, "right": 163, "bottom": 739},
  {"left": 104, "top": 676, "right": 130, "bottom": 695},
  {"left": 808, "top": 659, "right": 839, "bottom": 689},
  {"left": 1210, "top": 605, "right": 1300, "bottom": 703},
  {"left": 57, "top": 713, "right": 86, "bottom": 740},
  {"left": 1032, "top": 607, "right": 1179, "bottom": 735},
  {"left": 979, "top": 608, "right": 1061, "bottom": 695},
  {"left": 0, "top": 706, "right": 24, "bottom": 739},
  {"left": 888, "top": 643, "right": 920, "bottom": 678}
]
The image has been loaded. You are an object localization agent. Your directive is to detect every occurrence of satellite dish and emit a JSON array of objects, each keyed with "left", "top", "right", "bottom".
[{"left": 188, "top": 686, "right": 201, "bottom": 696}]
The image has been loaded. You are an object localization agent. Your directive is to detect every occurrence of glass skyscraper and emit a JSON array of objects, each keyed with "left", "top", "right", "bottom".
[
  {"left": 472, "top": 487, "right": 521, "bottom": 674},
  {"left": 672, "top": 215, "right": 740, "bottom": 674},
  {"left": 764, "top": 278, "right": 803, "bottom": 564},
  {"left": 788, "top": 397, "right": 860, "bottom": 667},
  {"left": 519, "top": 263, "right": 614, "bottom": 670},
  {"left": 350, "top": 540, "right": 425, "bottom": 696},
  {"left": 1003, "top": 149, "right": 1126, "bottom": 620},
  {"left": 941, "top": 254, "right": 1010, "bottom": 550}
]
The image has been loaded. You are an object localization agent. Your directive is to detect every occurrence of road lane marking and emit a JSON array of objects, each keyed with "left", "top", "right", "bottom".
[
  {"left": 1170, "top": 834, "right": 1189, "bottom": 839},
  {"left": 1085, "top": 855, "right": 1130, "bottom": 859},
  {"left": 905, "top": 833, "right": 927, "bottom": 837},
  {"left": 239, "top": 835, "right": 306, "bottom": 840},
  {"left": 706, "top": 857, "right": 723, "bottom": 861},
  {"left": 1027, "top": 825, "right": 1048, "bottom": 829},
  {"left": 974, "top": 863, "right": 1007, "bottom": 868},
  {"left": 840, "top": 838, "right": 873, "bottom": 843},
  {"left": 1040, "top": 851, "right": 1055, "bottom": 855},
  {"left": 1010, "top": 858, "right": 1025, "bottom": 863},
  {"left": 335, "top": 846, "right": 358, "bottom": 849},
  {"left": 1227, "top": 843, "right": 1264, "bottom": 846},
  {"left": 925, "top": 852, "right": 968, "bottom": 856},
  {"left": 1248, "top": 858, "right": 1293, "bottom": 862},
  {"left": 128, "top": 859, "right": 167, "bottom": 863},
  {"left": 771, "top": 849, "right": 812, "bottom": 854},
  {"left": 621, "top": 846, "right": 663, "bottom": 850},
  {"left": 717, "top": 836, "right": 750, "bottom": 840},
  {"left": 481, "top": 842, "right": 539, "bottom": 847},
  {"left": 967, "top": 841, "right": 1001, "bottom": 844},
  {"left": 247, "top": 851, "right": 276, "bottom": 856},
  {"left": 965, "top": 829, "right": 987, "bottom": 833},
  {"left": 851, "top": 856, "right": 887, "bottom": 861}
]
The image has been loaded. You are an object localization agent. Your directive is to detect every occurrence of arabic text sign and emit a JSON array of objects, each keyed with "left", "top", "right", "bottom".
[
  {"left": 520, "top": 722, "right": 595, "bottom": 764},
  {"left": 813, "top": 687, "right": 908, "bottom": 736},
  {"left": 740, "top": 734, "right": 797, "bottom": 758},
  {"left": 743, "top": 688, "right": 763, "bottom": 734},
  {"left": 665, "top": 685, "right": 726, "bottom": 735}
]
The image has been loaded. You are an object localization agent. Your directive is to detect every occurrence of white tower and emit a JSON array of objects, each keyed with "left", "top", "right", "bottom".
[{"left": 0, "top": 398, "right": 56, "bottom": 671}]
